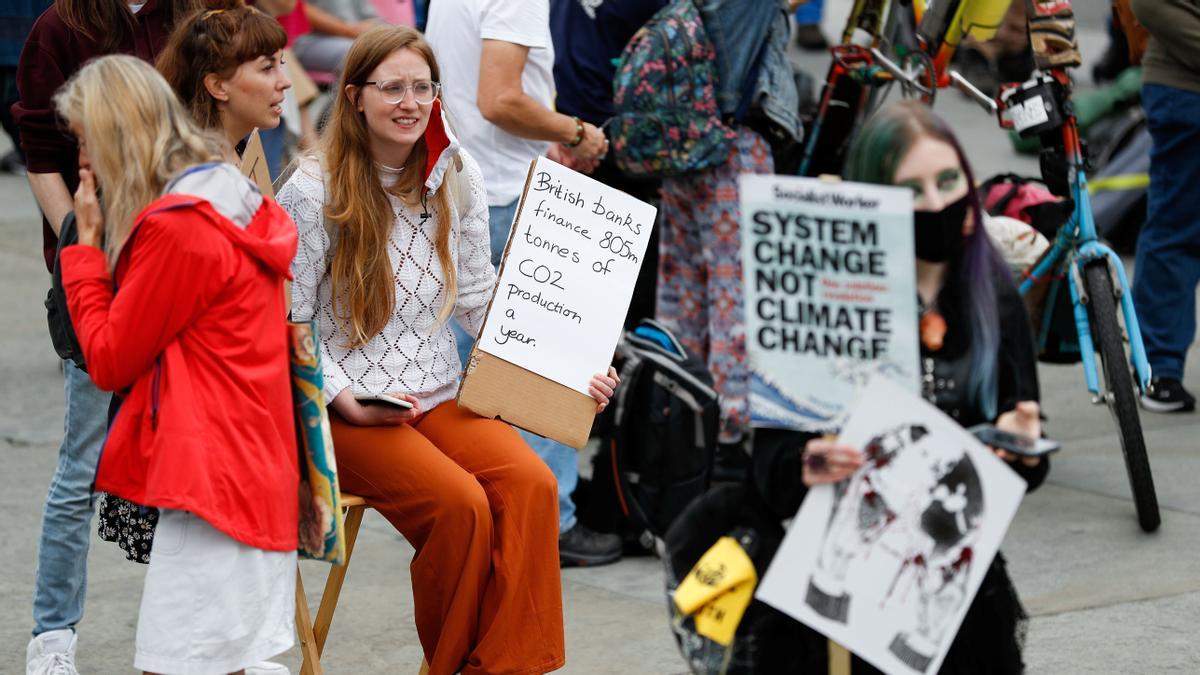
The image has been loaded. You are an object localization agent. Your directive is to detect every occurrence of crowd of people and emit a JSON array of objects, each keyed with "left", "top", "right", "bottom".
[{"left": 7, "top": 0, "right": 1196, "bottom": 673}]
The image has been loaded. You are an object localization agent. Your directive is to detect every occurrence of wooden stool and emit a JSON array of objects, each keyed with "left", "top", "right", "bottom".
[{"left": 295, "top": 493, "right": 368, "bottom": 675}]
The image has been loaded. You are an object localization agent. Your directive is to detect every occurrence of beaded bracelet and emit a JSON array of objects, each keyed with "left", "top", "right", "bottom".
[{"left": 565, "top": 116, "right": 584, "bottom": 148}]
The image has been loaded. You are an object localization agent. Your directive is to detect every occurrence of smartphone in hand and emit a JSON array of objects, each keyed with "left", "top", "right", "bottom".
[
  {"left": 354, "top": 393, "right": 414, "bottom": 410},
  {"left": 968, "top": 424, "right": 1060, "bottom": 457}
]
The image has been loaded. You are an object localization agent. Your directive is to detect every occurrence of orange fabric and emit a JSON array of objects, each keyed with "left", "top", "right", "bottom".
[{"left": 330, "top": 401, "right": 565, "bottom": 675}]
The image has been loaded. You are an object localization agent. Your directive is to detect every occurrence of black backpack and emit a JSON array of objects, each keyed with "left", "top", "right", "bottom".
[
  {"left": 663, "top": 483, "right": 816, "bottom": 674},
  {"left": 577, "top": 319, "right": 719, "bottom": 552},
  {"left": 45, "top": 211, "right": 87, "bottom": 371},
  {"left": 663, "top": 429, "right": 843, "bottom": 673}
]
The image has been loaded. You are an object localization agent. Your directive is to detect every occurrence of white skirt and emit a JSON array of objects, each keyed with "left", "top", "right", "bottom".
[{"left": 134, "top": 509, "right": 296, "bottom": 675}]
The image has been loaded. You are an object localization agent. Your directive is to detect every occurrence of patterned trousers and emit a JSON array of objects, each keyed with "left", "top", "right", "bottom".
[{"left": 656, "top": 127, "right": 774, "bottom": 443}]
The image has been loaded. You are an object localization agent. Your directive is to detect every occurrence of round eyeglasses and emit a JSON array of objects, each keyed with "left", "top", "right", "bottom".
[{"left": 361, "top": 79, "right": 442, "bottom": 105}]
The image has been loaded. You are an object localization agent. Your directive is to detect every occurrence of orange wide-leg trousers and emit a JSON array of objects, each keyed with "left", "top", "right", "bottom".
[{"left": 330, "top": 401, "right": 565, "bottom": 675}]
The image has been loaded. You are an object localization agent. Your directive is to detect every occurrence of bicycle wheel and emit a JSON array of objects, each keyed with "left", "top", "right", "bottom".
[
  {"left": 802, "top": 73, "right": 868, "bottom": 177},
  {"left": 1082, "top": 261, "right": 1161, "bottom": 532}
]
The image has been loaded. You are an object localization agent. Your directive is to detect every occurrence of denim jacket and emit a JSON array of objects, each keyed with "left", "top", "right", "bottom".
[{"left": 696, "top": 0, "right": 802, "bottom": 143}]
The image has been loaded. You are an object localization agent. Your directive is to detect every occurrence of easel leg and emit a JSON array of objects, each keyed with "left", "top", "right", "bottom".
[
  {"left": 296, "top": 569, "right": 324, "bottom": 675},
  {"left": 312, "top": 504, "right": 366, "bottom": 654}
]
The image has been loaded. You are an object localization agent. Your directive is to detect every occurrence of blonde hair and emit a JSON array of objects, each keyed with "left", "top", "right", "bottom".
[
  {"left": 319, "top": 25, "right": 457, "bottom": 349},
  {"left": 55, "top": 55, "right": 223, "bottom": 268}
]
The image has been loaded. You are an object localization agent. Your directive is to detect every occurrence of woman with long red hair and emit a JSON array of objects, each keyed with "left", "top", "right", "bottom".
[{"left": 278, "top": 24, "right": 617, "bottom": 674}]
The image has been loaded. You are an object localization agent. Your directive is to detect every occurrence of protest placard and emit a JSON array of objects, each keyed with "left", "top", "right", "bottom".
[
  {"left": 460, "top": 156, "right": 656, "bottom": 446},
  {"left": 240, "top": 129, "right": 273, "bottom": 197},
  {"left": 740, "top": 174, "right": 920, "bottom": 432},
  {"left": 755, "top": 376, "right": 1027, "bottom": 675}
]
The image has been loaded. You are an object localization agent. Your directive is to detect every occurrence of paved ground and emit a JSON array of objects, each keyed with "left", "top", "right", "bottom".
[{"left": 3, "top": 2, "right": 1199, "bottom": 673}]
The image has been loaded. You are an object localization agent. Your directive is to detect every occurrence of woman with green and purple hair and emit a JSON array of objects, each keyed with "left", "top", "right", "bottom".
[{"left": 798, "top": 101, "right": 1051, "bottom": 672}]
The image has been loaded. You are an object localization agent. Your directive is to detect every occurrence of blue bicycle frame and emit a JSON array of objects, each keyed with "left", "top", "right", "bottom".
[{"left": 1017, "top": 130, "right": 1152, "bottom": 400}]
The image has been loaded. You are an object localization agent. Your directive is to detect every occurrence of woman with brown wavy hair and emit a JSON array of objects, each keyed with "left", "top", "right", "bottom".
[
  {"left": 277, "top": 24, "right": 617, "bottom": 674},
  {"left": 156, "top": 0, "right": 292, "bottom": 159}
]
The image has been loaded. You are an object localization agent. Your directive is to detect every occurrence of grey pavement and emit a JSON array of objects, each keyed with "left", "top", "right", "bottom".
[{"left": 3, "top": 2, "right": 1199, "bottom": 673}]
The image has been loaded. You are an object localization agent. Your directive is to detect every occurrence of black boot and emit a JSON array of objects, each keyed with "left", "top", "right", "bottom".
[
  {"left": 794, "top": 24, "right": 829, "bottom": 52},
  {"left": 1093, "top": 24, "right": 1130, "bottom": 84},
  {"left": 559, "top": 522, "right": 623, "bottom": 567}
]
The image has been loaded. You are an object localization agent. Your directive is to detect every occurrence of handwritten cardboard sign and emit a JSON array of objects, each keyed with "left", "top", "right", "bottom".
[
  {"left": 755, "top": 376, "right": 1026, "bottom": 675},
  {"left": 240, "top": 129, "right": 273, "bottom": 197},
  {"left": 475, "top": 156, "right": 656, "bottom": 395},
  {"left": 740, "top": 175, "right": 920, "bottom": 432}
]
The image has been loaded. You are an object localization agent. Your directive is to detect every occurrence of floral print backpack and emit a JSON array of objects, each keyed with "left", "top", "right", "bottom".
[{"left": 610, "top": 0, "right": 738, "bottom": 178}]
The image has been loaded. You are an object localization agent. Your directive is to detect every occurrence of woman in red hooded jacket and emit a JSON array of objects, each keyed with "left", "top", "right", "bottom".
[{"left": 56, "top": 54, "right": 300, "bottom": 674}]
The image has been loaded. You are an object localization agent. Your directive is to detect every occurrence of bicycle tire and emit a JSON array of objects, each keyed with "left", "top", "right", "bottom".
[
  {"left": 1082, "top": 261, "right": 1161, "bottom": 532},
  {"left": 802, "top": 74, "right": 868, "bottom": 177}
]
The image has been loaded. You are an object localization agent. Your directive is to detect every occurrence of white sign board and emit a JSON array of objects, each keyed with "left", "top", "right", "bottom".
[
  {"left": 477, "top": 157, "right": 656, "bottom": 395},
  {"left": 740, "top": 175, "right": 920, "bottom": 432},
  {"left": 755, "top": 376, "right": 1027, "bottom": 675}
]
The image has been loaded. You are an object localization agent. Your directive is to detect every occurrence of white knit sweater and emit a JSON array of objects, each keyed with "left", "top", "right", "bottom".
[{"left": 278, "top": 151, "right": 496, "bottom": 409}]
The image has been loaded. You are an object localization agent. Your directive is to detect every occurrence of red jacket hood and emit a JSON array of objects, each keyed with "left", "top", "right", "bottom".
[
  {"left": 213, "top": 196, "right": 298, "bottom": 279},
  {"left": 133, "top": 164, "right": 298, "bottom": 280},
  {"left": 124, "top": 195, "right": 297, "bottom": 280}
]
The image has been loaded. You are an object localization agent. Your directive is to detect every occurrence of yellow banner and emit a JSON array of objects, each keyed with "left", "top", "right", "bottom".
[{"left": 673, "top": 536, "right": 758, "bottom": 646}]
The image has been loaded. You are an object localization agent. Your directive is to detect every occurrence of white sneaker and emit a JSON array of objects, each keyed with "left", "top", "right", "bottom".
[
  {"left": 245, "top": 661, "right": 290, "bottom": 675},
  {"left": 26, "top": 629, "right": 78, "bottom": 675}
]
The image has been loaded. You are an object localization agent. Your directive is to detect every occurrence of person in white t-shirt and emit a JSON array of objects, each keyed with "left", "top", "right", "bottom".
[
  {"left": 427, "top": 0, "right": 606, "bottom": 241},
  {"left": 426, "top": 0, "right": 623, "bottom": 569}
]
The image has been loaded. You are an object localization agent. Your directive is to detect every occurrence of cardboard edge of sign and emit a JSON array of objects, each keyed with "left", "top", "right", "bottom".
[
  {"left": 241, "top": 129, "right": 274, "bottom": 197},
  {"left": 457, "top": 349, "right": 597, "bottom": 449},
  {"left": 456, "top": 158, "right": 598, "bottom": 449}
]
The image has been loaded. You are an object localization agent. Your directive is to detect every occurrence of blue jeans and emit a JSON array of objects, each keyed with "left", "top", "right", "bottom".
[
  {"left": 1132, "top": 84, "right": 1200, "bottom": 381},
  {"left": 32, "top": 361, "right": 109, "bottom": 636},
  {"left": 522, "top": 432, "right": 577, "bottom": 533},
  {"left": 454, "top": 197, "right": 578, "bottom": 533},
  {"left": 453, "top": 197, "right": 520, "bottom": 365}
]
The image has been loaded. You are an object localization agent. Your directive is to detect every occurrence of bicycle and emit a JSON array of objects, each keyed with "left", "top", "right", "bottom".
[
  {"left": 1000, "top": 67, "right": 1159, "bottom": 532},
  {"left": 799, "top": 0, "right": 1161, "bottom": 532}
]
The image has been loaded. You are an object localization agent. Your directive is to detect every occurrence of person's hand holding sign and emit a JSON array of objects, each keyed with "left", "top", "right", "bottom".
[
  {"left": 802, "top": 437, "right": 865, "bottom": 487},
  {"left": 588, "top": 366, "right": 620, "bottom": 413}
]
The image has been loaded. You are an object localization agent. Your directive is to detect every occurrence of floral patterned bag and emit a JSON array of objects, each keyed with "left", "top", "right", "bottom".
[
  {"left": 610, "top": 0, "right": 738, "bottom": 178},
  {"left": 290, "top": 320, "right": 347, "bottom": 565},
  {"left": 97, "top": 492, "right": 157, "bottom": 564}
]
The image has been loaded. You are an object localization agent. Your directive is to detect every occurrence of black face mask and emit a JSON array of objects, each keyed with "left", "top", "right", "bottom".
[{"left": 913, "top": 195, "right": 970, "bottom": 263}]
